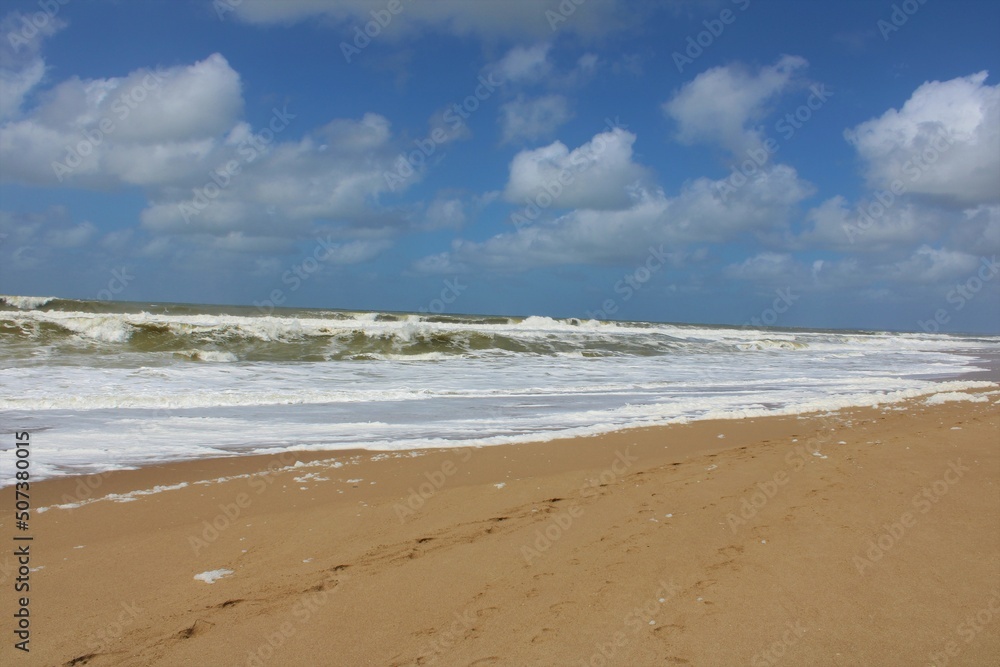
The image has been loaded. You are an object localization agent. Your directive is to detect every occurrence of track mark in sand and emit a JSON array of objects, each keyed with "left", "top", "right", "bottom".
[
  {"left": 467, "top": 658, "right": 502, "bottom": 666},
  {"left": 329, "top": 563, "right": 351, "bottom": 572},
  {"left": 357, "top": 509, "right": 536, "bottom": 568},
  {"left": 718, "top": 545, "right": 744, "bottom": 558},
  {"left": 213, "top": 598, "right": 244, "bottom": 609},
  {"left": 304, "top": 575, "right": 344, "bottom": 593},
  {"left": 530, "top": 627, "right": 556, "bottom": 643},
  {"left": 64, "top": 654, "right": 98, "bottom": 666},
  {"left": 707, "top": 544, "right": 746, "bottom": 572},
  {"left": 653, "top": 622, "right": 684, "bottom": 636},
  {"left": 681, "top": 578, "right": 718, "bottom": 599},
  {"left": 549, "top": 601, "right": 575, "bottom": 616},
  {"left": 176, "top": 618, "right": 214, "bottom": 639}
]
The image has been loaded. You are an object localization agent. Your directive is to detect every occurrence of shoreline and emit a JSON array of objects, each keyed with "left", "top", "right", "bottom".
[
  {"left": 2, "top": 390, "right": 998, "bottom": 665},
  {"left": 11, "top": 377, "right": 1000, "bottom": 494}
]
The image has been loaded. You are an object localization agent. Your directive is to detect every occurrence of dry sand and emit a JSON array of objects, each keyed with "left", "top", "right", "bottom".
[{"left": 1, "top": 390, "right": 998, "bottom": 666}]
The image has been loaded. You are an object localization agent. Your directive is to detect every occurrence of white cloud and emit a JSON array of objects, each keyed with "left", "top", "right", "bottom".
[
  {"left": 499, "top": 94, "right": 572, "bottom": 144},
  {"left": 0, "top": 58, "right": 44, "bottom": 122},
  {"left": 799, "top": 195, "right": 945, "bottom": 252},
  {"left": 314, "top": 239, "right": 391, "bottom": 264},
  {"left": 0, "top": 52, "right": 404, "bottom": 258},
  {"left": 888, "top": 245, "right": 981, "bottom": 284},
  {"left": 0, "top": 10, "right": 67, "bottom": 122},
  {"left": 418, "top": 143, "right": 813, "bottom": 273},
  {"left": 0, "top": 53, "right": 243, "bottom": 187},
  {"left": 952, "top": 205, "right": 1000, "bottom": 255},
  {"left": 725, "top": 252, "right": 804, "bottom": 283},
  {"left": 845, "top": 71, "right": 1000, "bottom": 208},
  {"left": 503, "top": 128, "right": 651, "bottom": 211},
  {"left": 44, "top": 220, "right": 96, "bottom": 248},
  {"left": 424, "top": 197, "right": 466, "bottom": 230},
  {"left": 495, "top": 43, "right": 552, "bottom": 84},
  {"left": 222, "top": 0, "right": 628, "bottom": 38},
  {"left": 663, "top": 55, "right": 808, "bottom": 155}
]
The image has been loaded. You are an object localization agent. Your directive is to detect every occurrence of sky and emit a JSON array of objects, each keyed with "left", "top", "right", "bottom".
[{"left": 0, "top": 0, "right": 998, "bottom": 333}]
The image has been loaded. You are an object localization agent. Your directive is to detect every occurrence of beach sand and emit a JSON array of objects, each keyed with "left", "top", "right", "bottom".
[{"left": 2, "top": 391, "right": 998, "bottom": 666}]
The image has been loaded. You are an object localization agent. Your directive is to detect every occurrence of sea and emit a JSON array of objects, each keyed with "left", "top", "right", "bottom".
[{"left": 1, "top": 295, "right": 998, "bottom": 485}]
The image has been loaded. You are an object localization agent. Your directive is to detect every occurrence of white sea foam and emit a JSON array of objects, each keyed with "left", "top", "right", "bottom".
[
  {"left": 1, "top": 303, "right": 998, "bottom": 484},
  {"left": 1, "top": 295, "right": 55, "bottom": 309},
  {"left": 194, "top": 569, "right": 233, "bottom": 584},
  {"left": 925, "top": 391, "right": 990, "bottom": 405}
]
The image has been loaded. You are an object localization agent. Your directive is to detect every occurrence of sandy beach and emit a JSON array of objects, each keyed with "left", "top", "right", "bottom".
[{"left": 2, "top": 390, "right": 998, "bottom": 666}]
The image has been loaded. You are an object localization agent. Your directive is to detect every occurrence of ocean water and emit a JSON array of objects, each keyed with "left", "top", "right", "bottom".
[{"left": 1, "top": 295, "right": 998, "bottom": 484}]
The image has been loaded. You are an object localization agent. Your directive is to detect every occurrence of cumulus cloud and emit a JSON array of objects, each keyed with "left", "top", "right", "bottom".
[
  {"left": 417, "top": 137, "right": 813, "bottom": 273},
  {"left": 845, "top": 71, "right": 1000, "bottom": 208},
  {"left": 503, "top": 127, "right": 651, "bottom": 210},
  {"left": 798, "top": 195, "right": 946, "bottom": 252},
  {"left": 44, "top": 220, "right": 97, "bottom": 248},
  {"left": 423, "top": 197, "right": 466, "bottom": 230},
  {"left": 725, "top": 252, "right": 804, "bottom": 283},
  {"left": 0, "top": 53, "right": 243, "bottom": 187},
  {"left": 0, "top": 10, "right": 67, "bottom": 122},
  {"left": 793, "top": 72, "right": 1000, "bottom": 270},
  {"left": 663, "top": 55, "right": 808, "bottom": 155},
  {"left": 888, "top": 245, "right": 982, "bottom": 284},
  {"left": 495, "top": 43, "right": 553, "bottom": 84},
  {"left": 0, "top": 51, "right": 404, "bottom": 260},
  {"left": 951, "top": 205, "right": 1000, "bottom": 255},
  {"left": 499, "top": 94, "right": 572, "bottom": 144}
]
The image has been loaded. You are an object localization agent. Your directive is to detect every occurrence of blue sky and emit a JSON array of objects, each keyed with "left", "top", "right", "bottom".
[{"left": 0, "top": 0, "right": 998, "bottom": 333}]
